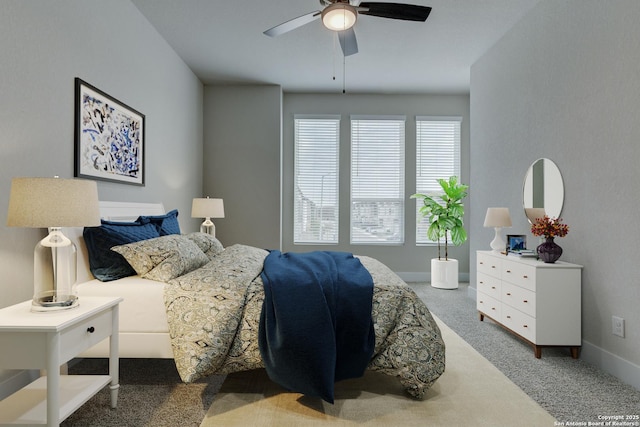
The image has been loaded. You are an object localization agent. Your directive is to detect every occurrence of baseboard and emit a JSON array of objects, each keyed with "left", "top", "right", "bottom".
[
  {"left": 467, "top": 285, "right": 477, "bottom": 300},
  {"left": 0, "top": 369, "right": 39, "bottom": 400},
  {"left": 397, "top": 272, "right": 470, "bottom": 283},
  {"left": 581, "top": 340, "right": 640, "bottom": 391}
]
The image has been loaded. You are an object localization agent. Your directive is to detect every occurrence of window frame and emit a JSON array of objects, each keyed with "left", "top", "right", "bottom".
[
  {"left": 415, "top": 116, "right": 462, "bottom": 246},
  {"left": 293, "top": 114, "right": 341, "bottom": 245},
  {"left": 350, "top": 115, "right": 406, "bottom": 246}
]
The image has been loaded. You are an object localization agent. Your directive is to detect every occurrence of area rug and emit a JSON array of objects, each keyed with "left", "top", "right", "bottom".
[{"left": 200, "top": 316, "right": 557, "bottom": 427}]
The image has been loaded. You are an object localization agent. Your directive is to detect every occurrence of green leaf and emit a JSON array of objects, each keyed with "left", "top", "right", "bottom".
[{"left": 413, "top": 176, "right": 469, "bottom": 252}]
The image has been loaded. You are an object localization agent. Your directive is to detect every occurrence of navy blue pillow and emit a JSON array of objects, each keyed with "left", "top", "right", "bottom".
[
  {"left": 137, "top": 209, "right": 180, "bottom": 236},
  {"left": 83, "top": 221, "right": 160, "bottom": 281}
]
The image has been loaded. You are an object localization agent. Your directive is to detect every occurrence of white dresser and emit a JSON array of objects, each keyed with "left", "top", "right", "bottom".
[{"left": 476, "top": 250, "right": 582, "bottom": 358}]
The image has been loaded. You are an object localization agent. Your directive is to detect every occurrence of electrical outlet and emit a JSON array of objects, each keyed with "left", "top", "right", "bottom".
[{"left": 612, "top": 316, "right": 625, "bottom": 338}]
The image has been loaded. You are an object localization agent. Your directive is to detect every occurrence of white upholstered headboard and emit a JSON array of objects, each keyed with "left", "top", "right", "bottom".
[{"left": 65, "top": 201, "right": 165, "bottom": 284}]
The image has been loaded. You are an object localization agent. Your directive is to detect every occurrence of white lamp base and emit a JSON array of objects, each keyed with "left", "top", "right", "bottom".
[
  {"left": 32, "top": 228, "right": 79, "bottom": 312},
  {"left": 32, "top": 292, "right": 79, "bottom": 312},
  {"left": 200, "top": 218, "right": 216, "bottom": 237},
  {"left": 489, "top": 227, "right": 505, "bottom": 252}
]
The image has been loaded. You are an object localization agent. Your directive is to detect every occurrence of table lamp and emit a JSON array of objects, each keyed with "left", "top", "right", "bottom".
[
  {"left": 483, "top": 207, "right": 512, "bottom": 252},
  {"left": 7, "top": 176, "right": 100, "bottom": 311},
  {"left": 191, "top": 197, "right": 225, "bottom": 237}
]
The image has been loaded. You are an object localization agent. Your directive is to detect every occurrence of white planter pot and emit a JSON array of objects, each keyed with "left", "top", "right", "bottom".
[{"left": 431, "top": 258, "right": 459, "bottom": 289}]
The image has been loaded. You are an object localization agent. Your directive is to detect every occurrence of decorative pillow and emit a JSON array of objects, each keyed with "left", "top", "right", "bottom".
[
  {"left": 137, "top": 209, "right": 180, "bottom": 236},
  {"left": 83, "top": 221, "right": 160, "bottom": 281},
  {"left": 112, "top": 234, "right": 209, "bottom": 282},
  {"left": 185, "top": 232, "right": 225, "bottom": 260}
]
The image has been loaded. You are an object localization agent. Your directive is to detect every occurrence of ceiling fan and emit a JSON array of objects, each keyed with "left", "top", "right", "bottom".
[{"left": 264, "top": 0, "right": 432, "bottom": 57}]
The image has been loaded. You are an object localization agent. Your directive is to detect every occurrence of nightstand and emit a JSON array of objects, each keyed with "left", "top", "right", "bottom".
[{"left": 0, "top": 296, "right": 122, "bottom": 427}]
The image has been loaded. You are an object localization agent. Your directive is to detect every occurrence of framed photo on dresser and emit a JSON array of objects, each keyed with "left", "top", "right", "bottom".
[{"left": 507, "top": 234, "right": 527, "bottom": 251}]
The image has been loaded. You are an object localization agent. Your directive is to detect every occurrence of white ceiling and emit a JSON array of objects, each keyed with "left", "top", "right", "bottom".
[{"left": 131, "top": 0, "right": 540, "bottom": 94}]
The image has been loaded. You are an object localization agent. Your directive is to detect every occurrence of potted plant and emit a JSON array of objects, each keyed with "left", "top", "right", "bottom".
[{"left": 411, "top": 176, "right": 469, "bottom": 289}]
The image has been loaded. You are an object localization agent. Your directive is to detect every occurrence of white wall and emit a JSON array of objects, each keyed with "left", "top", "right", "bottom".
[
  {"left": 470, "top": 0, "right": 640, "bottom": 388},
  {"left": 0, "top": 0, "right": 204, "bottom": 307},
  {"left": 283, "top": 93, "right": 470, "bottom": 276}
]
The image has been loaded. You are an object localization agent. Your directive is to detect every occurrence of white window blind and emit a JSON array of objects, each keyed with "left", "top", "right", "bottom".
[
  {"left": 350, "top": 116, "right": 405, "bottom": 244},
  {"left": 415, "top": 116, "right": 462, "bottom": 244},
  {"left": 294, "top": 116, "right": 340, "bottom": 244}
]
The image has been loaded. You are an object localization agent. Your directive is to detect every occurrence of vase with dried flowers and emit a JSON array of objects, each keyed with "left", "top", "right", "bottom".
[{"left": 531, "top": 215, "right": 569, "bottom": 263}]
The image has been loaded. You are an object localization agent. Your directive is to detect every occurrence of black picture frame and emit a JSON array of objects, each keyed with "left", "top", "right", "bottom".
[
  {"left": 507, "top": 234, "right": 527, "bottom": 251},
  {"left": 74, "top": 78, "right": 145, "bottom": 186}
]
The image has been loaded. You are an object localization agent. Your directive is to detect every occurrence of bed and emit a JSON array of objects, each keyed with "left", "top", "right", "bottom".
[{"left": 70, "top": 201, "right": 445, "bottom": 400}]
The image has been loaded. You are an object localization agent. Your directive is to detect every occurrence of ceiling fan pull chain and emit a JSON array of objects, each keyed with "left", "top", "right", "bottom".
[
  {"left": 343, "top": 53, "right": 346, "bottom": 94},
  {"left": 332, "top": 33, "right": 337, "bottom": 81}
]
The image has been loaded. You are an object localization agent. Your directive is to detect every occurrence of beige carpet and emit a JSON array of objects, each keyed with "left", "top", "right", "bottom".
[{"left": 200, "top": 316, "right": 556, "bottom": 427}]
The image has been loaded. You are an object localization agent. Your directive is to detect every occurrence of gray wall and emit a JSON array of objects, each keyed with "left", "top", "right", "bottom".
[
  {"left": 470, "top": 0, "right": 640, "bottom": 388},
  {"left": 203, "top": 85, "right": 282, "bottom": 249},
  {"left": 0, "top": 0, "right": 204, "bottom": 309},
  {"left": 283, "top": 93, "right": 470, "bottom": 276}
]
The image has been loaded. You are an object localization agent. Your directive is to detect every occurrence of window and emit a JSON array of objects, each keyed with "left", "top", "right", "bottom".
[
  {"left": 415, "top": 117, "right": 462, "bottom": 244},
  {"left": 294, "top": 116, "right": 340, "bottom": 244},
  {"left": 350, "top": 116, "right": 405, "bottom": 244}
]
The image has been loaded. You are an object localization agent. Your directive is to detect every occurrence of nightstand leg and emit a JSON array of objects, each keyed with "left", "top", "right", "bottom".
[
  {"left": 109, "top": 304, "right": 120, "bottom": 409},
  {"left": 46, "top": 332, "right": 60, "bottom": 427}
]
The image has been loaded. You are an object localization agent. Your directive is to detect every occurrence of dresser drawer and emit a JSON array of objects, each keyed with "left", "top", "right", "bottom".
[
  {"left": 477, "top": 272, "right": 501, "bottom": 300},
  {"left": 501, "top": 258, "right": 536, "bottom": 291},
  {"left": 477, "top": 292, "right": 501, "bottom": 320},
  {"left": 477, "top": 252, "right": 501, "bottom": 278},
  {"left": 60, "top": 309, "right": 114, "bottom": 362},
  {"left": 501, "top": 282, "right": 536, "bottom": 318},
  {"left": 502, "top": 305, "right": 536, "bottom": 342}
]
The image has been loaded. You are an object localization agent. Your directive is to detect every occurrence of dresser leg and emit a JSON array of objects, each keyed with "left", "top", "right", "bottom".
[
  {"left": 570, "top": 347, "right": 580, "bottom": 359},
  {"left": 534, "top": 346, "right": 542, "bottom": 358},
  {"left": 479, "top": 312, "right": 485, "bottom": 321}
]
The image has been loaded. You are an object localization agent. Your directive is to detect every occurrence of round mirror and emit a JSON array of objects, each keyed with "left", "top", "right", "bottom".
[{"left": 522, "top": 158, "right": 564, "bottom": 222}]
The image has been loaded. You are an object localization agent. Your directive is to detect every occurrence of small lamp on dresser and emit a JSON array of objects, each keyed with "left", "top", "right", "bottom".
[
  {"left": 191, "top": 197, "right": 225, "bottom": 237},
  {"left": 483, "top": 207, "right": 512, "bottom": 252},
  {"left": 6, "top": 176, "right": 101, "bottom": 311}
]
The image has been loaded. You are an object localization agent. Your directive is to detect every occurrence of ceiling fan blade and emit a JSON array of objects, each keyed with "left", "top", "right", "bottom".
[
  {"left": 338, "top": 27, "right": 358, "bottom": 56},
  {"left": 264, "top": 11, "right": 321, "bottom": 37},
  {"left": 358, "top": 2, "right": 432, "bottom": 21}
]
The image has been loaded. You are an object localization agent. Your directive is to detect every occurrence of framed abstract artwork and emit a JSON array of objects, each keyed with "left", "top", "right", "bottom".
[{"left": 74, "top": 78, "right": 145, "bottom": 186}]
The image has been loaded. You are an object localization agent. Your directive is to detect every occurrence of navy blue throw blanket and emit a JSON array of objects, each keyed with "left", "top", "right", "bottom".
[{"left": 258, "top": 250, "right": 375, "bottom": 403}]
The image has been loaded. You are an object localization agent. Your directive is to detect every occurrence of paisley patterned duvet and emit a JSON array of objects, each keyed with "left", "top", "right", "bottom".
[{"left": 163, "top": 244, "right": 445, "bottom": 399}]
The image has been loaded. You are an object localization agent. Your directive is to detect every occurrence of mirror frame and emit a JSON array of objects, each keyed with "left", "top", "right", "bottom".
[{"left": 522, "top": 158, "right": 564, "bottom": 222}]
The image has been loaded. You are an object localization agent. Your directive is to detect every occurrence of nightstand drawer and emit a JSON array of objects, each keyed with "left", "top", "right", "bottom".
[
  {"left": 60, "top": 309, "right": 113, "bottom": 362},
  {"left": 501, "top": 258, "right": 536, "bottom": 291},
  {"left": 502, "top": 305, "right": 536, "bottom": 342},
  {"left": 477, "top": 292, "right": 501, "bottom": 320},
  {"left": 477, "top": 252, "right": 501, "bottom": 278},
  {"left": 502, "top": 282, "right": 536, "bottom": 318},
  {"left": 477, "top": 272, "right": 501, "bottom": 299}
]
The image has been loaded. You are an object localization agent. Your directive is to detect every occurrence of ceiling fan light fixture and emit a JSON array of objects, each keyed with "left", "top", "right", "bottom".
[{"left": 322, "top": 3, "right": 357, "bottom": 31}]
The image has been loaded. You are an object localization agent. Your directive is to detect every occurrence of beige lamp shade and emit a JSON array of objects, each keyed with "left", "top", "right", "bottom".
[
  {"left": 191, "top": 197, "right": 225, "bottom": 219},
  {"left": 7, "top": 177, "right": 101, "bottom": 228},
  {"left": 483, "top": 207, "right": 512, "bottom": 228}
]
